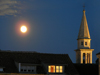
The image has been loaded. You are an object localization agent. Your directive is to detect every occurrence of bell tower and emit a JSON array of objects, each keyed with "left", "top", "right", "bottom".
[{"left": 75, "top": 9, "right": 94, "bottom": 64}]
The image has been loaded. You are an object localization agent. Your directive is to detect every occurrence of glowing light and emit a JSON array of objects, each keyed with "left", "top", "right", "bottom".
[
  {"left": 15, "top": 20, "right": 30, "bottom": 37},
  {"left": 20, "top": 26, "right": 27, "bottom": 33}
]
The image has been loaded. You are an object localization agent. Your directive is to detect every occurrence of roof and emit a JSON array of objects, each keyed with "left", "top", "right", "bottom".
[
  {"left": 40, "top": 53, "right": 70, "bottom": 64},
  {"left": 5, "top": 51, "right": 70, "bottom": 65},
  {"left": 0, "top": 50, "right": 79, "bottom": 74},
  {"left": 96, "top": 52, "right": 100, "bottom": 55},
  {"left": 74, "top": 64, "right": 98, "bottom": 75},
  {"left": 78, "top": 10, "right": 90, "bottom": 39}
]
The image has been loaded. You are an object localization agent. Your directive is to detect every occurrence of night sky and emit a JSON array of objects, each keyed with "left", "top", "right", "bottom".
[{"left": 0, "top": 0, "right": 99, "bottom": 63}]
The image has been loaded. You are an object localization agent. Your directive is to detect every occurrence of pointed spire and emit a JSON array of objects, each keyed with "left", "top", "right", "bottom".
[{"left": 78, "top": 10, "right": 90, "bottom": 39}]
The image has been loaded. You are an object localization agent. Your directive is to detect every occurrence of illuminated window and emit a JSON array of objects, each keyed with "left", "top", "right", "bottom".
[
  {"left": 56, "top": 66, "right": 63, "bottom": 73},
  {"left": 48, "top": 65, "right": 55, "bottom": 73},
  {"left": 48, "top": 65, "right": 63, "bottom": 73}
]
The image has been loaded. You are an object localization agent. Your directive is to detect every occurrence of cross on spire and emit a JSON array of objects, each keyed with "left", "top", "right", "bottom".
[{"left": 83, "top": 3, "right": 85, "bottom": 10}]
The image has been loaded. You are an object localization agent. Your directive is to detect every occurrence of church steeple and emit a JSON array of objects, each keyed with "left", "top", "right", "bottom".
[
  {"left": 78, "top": 10, "right": 90, "bottom": 39},
  {"left": 75, "top": 9, "right": 94, "bottom": 64}
]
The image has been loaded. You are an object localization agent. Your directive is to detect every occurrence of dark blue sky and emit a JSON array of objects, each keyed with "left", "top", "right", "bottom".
[{"left": 0, "top": 0, "right": 99, "bottom": 63}]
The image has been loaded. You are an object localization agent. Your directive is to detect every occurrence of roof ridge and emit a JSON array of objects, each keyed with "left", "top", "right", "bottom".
[
  {"left": 0, "top": 50, "right": 38, "bottom": 53},
  {"left": 0, "top": 50, "right": 68, "bottom": 55}
]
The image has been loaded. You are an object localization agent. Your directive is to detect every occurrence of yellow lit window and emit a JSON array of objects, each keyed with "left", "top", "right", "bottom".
[
  {"left": 48, "top": 65, "right": 55, "bottom": 73},
  {"left": 56, "top": 66, "right": 63, "bottom": 73},
  {"left": 48, "top": 65, "right": 63, "bottom": 73}
]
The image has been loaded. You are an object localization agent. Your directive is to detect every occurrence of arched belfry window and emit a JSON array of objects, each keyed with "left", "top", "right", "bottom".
[{"left": 83, "top": 53, "right": 85, "bottom": 64}]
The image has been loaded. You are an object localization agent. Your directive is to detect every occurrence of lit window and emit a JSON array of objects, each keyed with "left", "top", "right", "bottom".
[
  {"left": 48, "top": 65, "right": 63, "bottom": 73},
  {"left": 81, "top": 42, "right": 83, "bottom": 45},
  {"left": 56, "top": 66, "right": 63, "bottom": 73},
  {"left": 48, "top": 65, "right": 55, "bottom": 73},
  {"left": 85, "top": 42, "right": 87, "bottom": 45}
]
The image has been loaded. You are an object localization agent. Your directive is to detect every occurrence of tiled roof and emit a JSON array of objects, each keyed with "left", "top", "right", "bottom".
[
  {"left": 40, "top": 53, "right": 69, "bottom": 64},
  {"left": 64, "top": 57, "right": 79, "bottom": 75},
  {"left": 36, "top": 65, "right": 46, "bottom": 74},
  {"left": 0, "top": 50, "right": 79, "bottom": 74},
  {"left": 74, "top": 64, "right": 98, "bottom": 75}
]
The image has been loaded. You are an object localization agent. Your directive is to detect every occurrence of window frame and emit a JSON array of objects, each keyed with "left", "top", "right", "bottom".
[
  {"left": 0, "top": 68, "right": 3, "bottom": 72},
  {"left": 85, "top": 42, "right": 87, "bottom": 45},
  {"left": 48, "top": 65, "right": 63, "bottom": 73},
  {"left": 48, "top": 65, "right": 55, "bottom": 73},
  {"left": 81, "top": 41, "right": 83, "bottom": 45},
  {"left": 56, "top": 66, "right": 63, "bottom": 73},
  {"left": 20, "top": 66, "right": 35, "bottom": 73}
]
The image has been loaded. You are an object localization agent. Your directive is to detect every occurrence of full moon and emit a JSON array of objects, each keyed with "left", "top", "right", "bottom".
[{"left": 20, "top": 26, "right": 27, "bottom": 33}]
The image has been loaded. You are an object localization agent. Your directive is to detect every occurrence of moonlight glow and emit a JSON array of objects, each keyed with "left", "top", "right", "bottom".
[{"left": 20, "top": 26, "right": 27, "bottom": 33}]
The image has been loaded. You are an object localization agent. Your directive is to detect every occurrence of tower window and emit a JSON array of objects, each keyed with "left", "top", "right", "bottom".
[
  {"left": 81, "top": 42, "right": 83, "bottom": 45},
  {"left": 85, "top": 42, "right": 87, "bottom": 45},
  {"left": 83, "top": 53, "right": 85, "bottom": 64}
]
